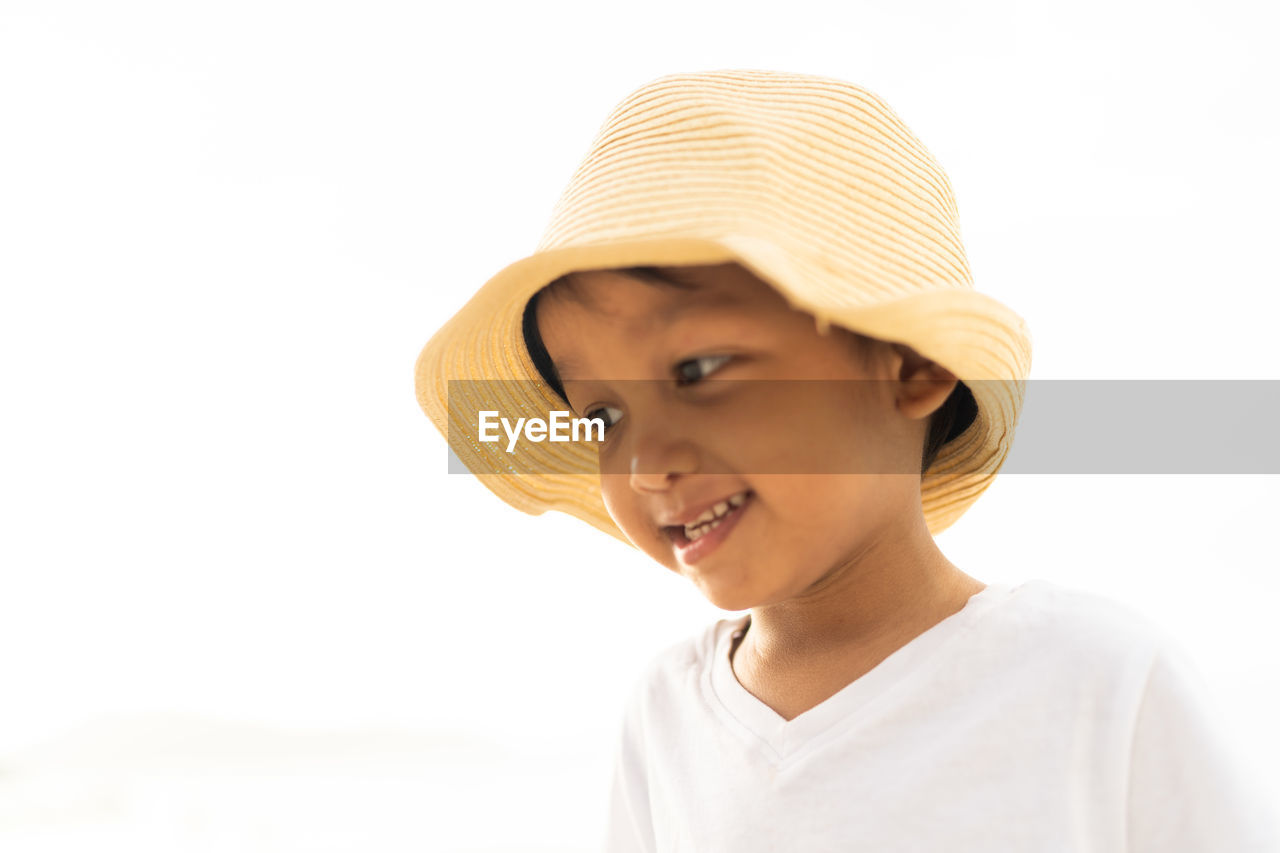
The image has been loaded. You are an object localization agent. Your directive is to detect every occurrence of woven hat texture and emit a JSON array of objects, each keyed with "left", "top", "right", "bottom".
[{"left": 414, "top": 68, "right": 1032, "bottom": 544}]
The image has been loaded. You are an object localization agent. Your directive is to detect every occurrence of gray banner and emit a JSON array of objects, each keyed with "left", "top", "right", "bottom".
[{"left": 444, "top": 380, "right": 1280, "bottom": 475}]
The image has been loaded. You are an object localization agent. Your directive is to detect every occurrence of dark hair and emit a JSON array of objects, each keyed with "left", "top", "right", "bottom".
[
  {"left": 521, "top": 273, "right": 977, "bottom": 476},
  {"left": 922, "top": 381, "right": 977, "bottom": 474},
  {"left": 522, "top": 284, "right": 569, "bottom": 402}
]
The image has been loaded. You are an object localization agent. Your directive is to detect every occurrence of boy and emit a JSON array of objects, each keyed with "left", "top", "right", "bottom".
[{"left": 415, "top": 70, "right": 1276, "bottom": 850}]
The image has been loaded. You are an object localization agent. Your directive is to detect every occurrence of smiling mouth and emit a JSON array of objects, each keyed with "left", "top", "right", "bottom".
[{"left": 663, "top": 490, "right": 753, "bottom": 547}]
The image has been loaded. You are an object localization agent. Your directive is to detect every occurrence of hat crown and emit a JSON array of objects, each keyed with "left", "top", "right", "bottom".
[{"left": 536, "top": 69, "right": 972, "bottom": 306}]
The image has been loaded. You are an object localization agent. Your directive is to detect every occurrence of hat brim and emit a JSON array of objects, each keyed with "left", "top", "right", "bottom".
[{"left": 414, "top": 235, "right": 1031, "bottom": 544}]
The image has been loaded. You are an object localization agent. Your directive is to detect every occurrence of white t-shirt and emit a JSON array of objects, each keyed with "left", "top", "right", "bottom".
[{"left": 602, "top": 580, "right": 1278, "bottom": 852}]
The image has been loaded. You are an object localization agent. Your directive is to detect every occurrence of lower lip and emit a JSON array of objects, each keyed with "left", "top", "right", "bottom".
[{"left": 669, "top": 494, "right": 752, "bottom": 565}]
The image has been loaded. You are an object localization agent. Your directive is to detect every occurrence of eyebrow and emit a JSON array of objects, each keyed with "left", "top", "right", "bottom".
[
  {"left": 617, "top": 265, "right": 701, "bottom": 291},
  {"left": 552, "top": 356, "right": 585, "bottom": 384}
]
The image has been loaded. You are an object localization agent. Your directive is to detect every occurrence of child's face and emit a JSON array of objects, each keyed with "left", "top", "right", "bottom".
[{"left": 534, "top": 263, "right": 945, "bottom": 612}]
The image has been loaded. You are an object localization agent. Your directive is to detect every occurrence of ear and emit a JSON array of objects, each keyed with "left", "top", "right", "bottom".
[{"left": 889, "top": 342, "right": 958, "bottom": 421}]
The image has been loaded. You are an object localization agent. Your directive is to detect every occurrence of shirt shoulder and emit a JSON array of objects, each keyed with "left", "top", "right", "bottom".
[
  {"left": 629, "top": 616, "right": 732, "bottom": 693},
  {"left": 942, "top": 579, "right": 1185, "bottom": 719},
  {"left": 991, "top": 578, "right": 1174, "bottom": 662},
  {"left": 612, "top": 614, "right": 740, "bottom": 733},
  {"left": 992, "top": 582, "right": 1280, "bottom": 849}
]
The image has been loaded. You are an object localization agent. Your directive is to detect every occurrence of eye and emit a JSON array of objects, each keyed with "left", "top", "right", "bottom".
[
  {"left": 674, "top": 354, "right": 732, "bottom": 386},
  {"left": 583, "top": 404, "right": 624, "bottom": 435}
]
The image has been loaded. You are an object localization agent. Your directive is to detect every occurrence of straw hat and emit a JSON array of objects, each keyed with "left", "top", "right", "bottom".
[{"left": 414, "top": 69, "right": 1032, "bottom": 545}]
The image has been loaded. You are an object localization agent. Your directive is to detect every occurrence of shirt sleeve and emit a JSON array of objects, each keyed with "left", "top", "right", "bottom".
[
  {"left": 601, "top": 678, "right": 657, "bottom": 853},
  {"left": 1126, "top": 640, "right": 1280, "bottom": 852}
]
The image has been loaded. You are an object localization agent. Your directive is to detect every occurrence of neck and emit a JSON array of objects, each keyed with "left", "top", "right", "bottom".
[{"left": 735, "top": 509, "right": 984, "bottom": 669}]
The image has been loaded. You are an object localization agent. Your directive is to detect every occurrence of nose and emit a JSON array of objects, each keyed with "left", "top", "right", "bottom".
[{"left": 627, "top": 424, "right": 699, "bottom": 493}]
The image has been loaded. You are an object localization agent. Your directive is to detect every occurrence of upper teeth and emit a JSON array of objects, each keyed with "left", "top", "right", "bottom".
[{"left": 683, "top": 492, "right": 748, "bottom": 539}]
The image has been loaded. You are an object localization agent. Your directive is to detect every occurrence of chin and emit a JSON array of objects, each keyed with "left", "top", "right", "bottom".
[{"left": 690, "top": 577, "right": 762, "bottom": 613}]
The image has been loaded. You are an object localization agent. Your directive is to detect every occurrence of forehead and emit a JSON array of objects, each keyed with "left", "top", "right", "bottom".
[
  {"left": 533, "top": 262, "right": 812, "bottom": 382},
  {"left": 544, "top": 262, "right": 789, "bottom": 325}
]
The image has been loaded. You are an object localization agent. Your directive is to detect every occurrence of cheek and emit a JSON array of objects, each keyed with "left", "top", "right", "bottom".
[
  {"left": 755, "top": 476, "right": 872, "bottom": 552},
  {"left": 707, "top": 385, "right": 885, "bottom": 475},
  {"left": 599, "top": 475, "right": 676, "bottom": 564}
]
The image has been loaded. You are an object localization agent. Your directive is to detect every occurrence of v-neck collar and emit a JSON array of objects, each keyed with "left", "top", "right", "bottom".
[{"left": 701, "top": 582, "right": 1018, "bottom": 766}]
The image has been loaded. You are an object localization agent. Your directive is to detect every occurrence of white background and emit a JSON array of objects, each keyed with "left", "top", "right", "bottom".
[{"left": 1, "top": 0, "right": 1277, "bottom": 850}]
